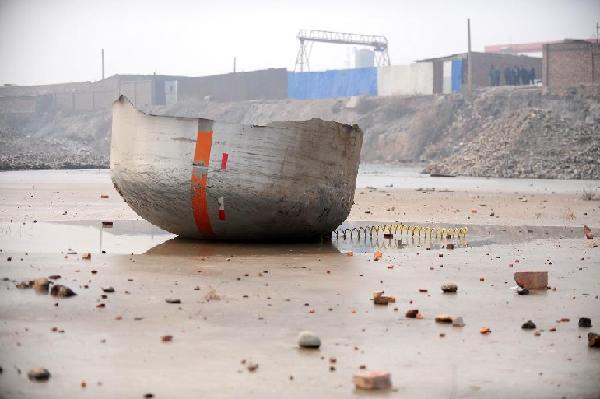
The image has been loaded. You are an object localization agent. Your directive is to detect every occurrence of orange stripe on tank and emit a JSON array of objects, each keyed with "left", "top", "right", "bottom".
[{"left": 191, "top": 131, "right": 214, "bottom": 237}]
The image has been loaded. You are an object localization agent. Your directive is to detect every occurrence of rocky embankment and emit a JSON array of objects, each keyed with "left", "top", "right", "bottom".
[
  {"left": 0, "top": 85, "right": 598, "bottom": 179},
  {"left": 422, "top": 85, "right": 600, "bottom": 179},
  {"left": 0, "top": 110, "right": 110, "bottom": 170}
]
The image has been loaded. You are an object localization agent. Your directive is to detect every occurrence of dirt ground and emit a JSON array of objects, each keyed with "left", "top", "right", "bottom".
[{"left": 1, "top": 173, "right": 599, "bottom": 398}]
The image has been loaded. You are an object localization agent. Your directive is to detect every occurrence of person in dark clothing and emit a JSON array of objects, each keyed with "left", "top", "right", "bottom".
[
  {"left": 530, "top": 67, "right": 536, "bottom": 85},
  {"left": 519, "top": 67, "right": 528, "bottom": 85},
  {"left": 504, "top": 67, "right": 512, "bottom": 85},
  {"left": 489, "top": 65, "right": 496, "bottom": 86},
  {"left": 494, "top": 68, "right": 501, "bottom": 86},
  {"left": 512, "top": 66, "right": 519, "bottom": 85}
]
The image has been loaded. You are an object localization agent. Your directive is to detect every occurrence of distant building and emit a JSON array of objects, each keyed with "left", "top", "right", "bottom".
[
  {"left": 485, "top": 38, "right": 597, "bottom": 59},
  {"left": 418, "top": 52, "right": 541, "bottom": 94},
  {"left": 542, "top": 40, "right": 600, "bottom": 89}
]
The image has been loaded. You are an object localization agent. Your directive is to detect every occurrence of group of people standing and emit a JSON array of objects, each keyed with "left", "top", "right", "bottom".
[{"left": 489, "top": 64, "right": 536, "bottom": 86}]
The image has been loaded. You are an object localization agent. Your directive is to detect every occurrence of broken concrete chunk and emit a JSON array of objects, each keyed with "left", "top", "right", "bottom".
[
  {"left": 452, "top": 316, "right": 465, "bottom": 327},
  {"left": 588, "top": 332, "right": 600, "bottom": 348},
  {"left": 101, "top": 286, "right": 115, "bottom": 293},
  {"left": 50, "top": 285, "right": 76, "bottom": 298},
  {"left": 522, "top": 320, "right": 536, "bottom": 329},
  {"left": 298, "top": 331, "right": 321, "bottom": 348},
  {"left": 579, "top": 317, "right": 592, "bottom": 328},
  {"left": 82, "top": 253, "right": 91, "bottom": 260},
  {"left": 27, "top": 368, "right": 50, "bottom": 381},
  {"left": 514, "top": 271, "right": 548, "bottom": 290},
  {"left": 165, "top": 298, "right": 181, "bottom": 304},
  {"left": 352, "top": 370, "right": 391, "bottom": 390},
  {"left": 405, "top": 309, "right": 419, "bottom": 318},
  {"left": 441, "top": 283, "right": 458, "bottom": 293}
]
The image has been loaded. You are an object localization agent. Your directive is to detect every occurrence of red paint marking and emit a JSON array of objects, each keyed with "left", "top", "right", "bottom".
[
  {"left": 217, "top": 196, "right": 225, "bottom": 221},
  {"left": 220, "top": 152, "right": 228, "bottom": 170},
  {"left": 191, "top": 131, "right": 214, "bottom": 237}
]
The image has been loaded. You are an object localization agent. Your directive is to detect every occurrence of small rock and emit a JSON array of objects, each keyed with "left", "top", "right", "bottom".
[
  {"left": 161, "top": 335, "right": 173, "bottom": 342},
  {"left": 517, "top": 287, "right": 529, "bottom": 295},
  {"left": 373, "top": 291, "right": 395, "bottom": 305},
  {"left": 298, "top": 331, "right": 321, "bottom": 348},
  {"left": 583, "top": 225, "right": 594, "bottom": 239},
  {"left": 48, "top": 275, "right": 61, "bottom": 280},
  {"left": 588, "top": 332, "right": 600, "bottom": 347},
  {"left": 446, "top": 243, "right": 455, "bottom": 250},
  {"left": 50, "top": 285, "right": 76, "bottom": 298},
  {"left": 82, "top": 253, "right": 91, "bottom": 260},
  {"left": 373, "top": 250, "right": 382, "bottom": 261},
  {"left": 16, "top": 280, "right": 34, "bottom": 289},
  {"left": 246, "top": 362, "right": 259, "bottom": 372},
  {"left": 101, "top": 286, "right": 115, "bottom": 293},
  {"left": 522, "top": 320, "right": 536, "bottom": 329},
  {"left": 27, "top": 368, "right": 50, "bottom": 381},
  {"left": 405, "top": 309, "right": 419, "bottom": 318},
  {"left": 441, "top": 283, "right": 458, "bottom": 293},
  {"left": 165, "top": 298, "right": 181, "bottom": 304},
  {"left": 204, "top": 288, "right": 220, "bottom": 302},
  {"left": 480, "top": 327, "right": 491, "bottom": 335},
  {"left": 33, "top": 277, "right": 49, "bottom": 290},
  {"left": 579, "top": 317, "right": 592, "bottom": 328},
  {"left": 514, "top": 271, "right": 548, "bottom": 290},
  {"left": 435, "top": 315, "right": 453, "bottom": 324},
  {"left": 452, "top": 316, "right": 465, "bottom": 327},
  {"left": 352, "top": 370, "right": 391, "bottom": 390}
]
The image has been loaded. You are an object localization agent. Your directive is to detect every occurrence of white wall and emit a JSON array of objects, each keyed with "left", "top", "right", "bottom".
[
  {"left": 442, "top": 61, "right": 452, "bottom": 94},
  {"left": 377, "top": 63, "right": 434, "bottom": 96}
]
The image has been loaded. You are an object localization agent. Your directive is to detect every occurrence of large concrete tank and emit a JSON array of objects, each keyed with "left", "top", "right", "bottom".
[
  {"left": 355, "top": 49, "right": 375, "bottom": 68},
  {"left": 110, "top": 96, "right": 363, "bottom": 241}
]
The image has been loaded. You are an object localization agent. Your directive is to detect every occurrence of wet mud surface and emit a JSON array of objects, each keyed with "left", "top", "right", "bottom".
[{"left": 0, "top": 170, "right": 599, "bottom": 398}]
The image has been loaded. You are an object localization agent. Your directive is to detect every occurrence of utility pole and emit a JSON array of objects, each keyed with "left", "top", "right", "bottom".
[
  {"left": 101, "top": 48, "right": 105, "bottom": 80},
  {"left": 467, "top": 19, "right": 473, "bottom": 97},
  {"left": 233, "top": 57, "right": 236, "bottom": 73},
  {"left": 596, "top": 22, "right": 599, "bottom": 44}
]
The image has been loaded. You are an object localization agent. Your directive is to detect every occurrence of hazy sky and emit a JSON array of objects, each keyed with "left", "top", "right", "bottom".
[{"left": 0, "top": 0, "right": 598, "bottom": 86}]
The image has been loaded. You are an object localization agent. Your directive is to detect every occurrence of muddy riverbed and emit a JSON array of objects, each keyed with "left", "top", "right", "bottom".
[{"left": 0, "top": 168, "right": 599, "bottom": 398}]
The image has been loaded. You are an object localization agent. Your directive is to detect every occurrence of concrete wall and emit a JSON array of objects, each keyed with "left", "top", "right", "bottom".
[
  {"left": 377, "top": 63, "right": 433, "bottom": 96},
  {"left": 543, "top": 41, "right": 600, "bottom": 88},
  {"left": 178, "top": 69, "right": 288, "bottom": 102},
  {"left": 0, "top": 96, "right": 37, "bottom": 114}
]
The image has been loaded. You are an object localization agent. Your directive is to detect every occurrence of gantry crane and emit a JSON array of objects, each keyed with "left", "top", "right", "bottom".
[{"left": 294, "top": 29, "right": 391, "bottom": 71}]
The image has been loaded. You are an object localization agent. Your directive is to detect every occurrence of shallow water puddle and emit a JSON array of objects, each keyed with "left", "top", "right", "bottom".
[{"left": 0, "top": 218, "right": 583, "bottom": 256}]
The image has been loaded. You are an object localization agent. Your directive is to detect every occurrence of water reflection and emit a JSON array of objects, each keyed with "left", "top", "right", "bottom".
[
  {"left": 145, "top": 237, "right": 340, "bottom": 257},
  {"left": 0, "top": 220, "right": 174, "bottom": 254},
  {"left": 0, "top": 218, "right": 582, "bottom": 256}
]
